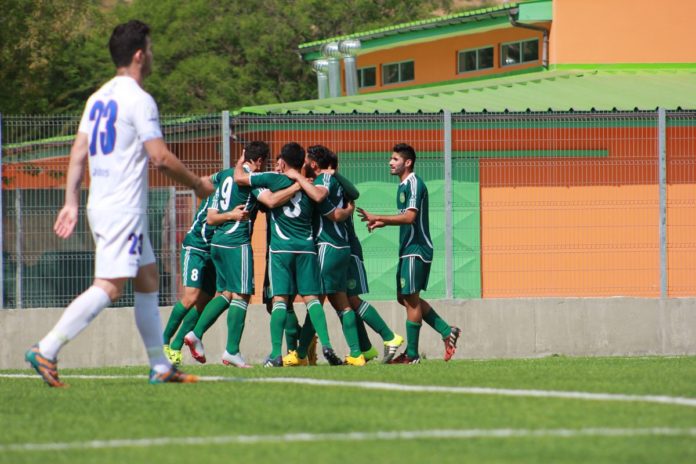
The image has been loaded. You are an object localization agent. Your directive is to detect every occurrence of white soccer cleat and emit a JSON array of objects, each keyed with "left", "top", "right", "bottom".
[
  {"left": 221, "top": 351, "right": 252, "bottom": 368},
  {"left": 183, "top": 331, "right": 206, "bottom": 364}
]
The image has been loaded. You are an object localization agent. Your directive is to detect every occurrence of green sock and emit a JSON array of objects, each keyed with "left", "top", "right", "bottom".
[
  {"left": 225, "top": 299, "right": 248, "bottom": 354},
  {"left": 422, "top": 306, "right": 452, "bottom": 338},
  {"left": 355, "top": 312, "right": 372, "bottom": 352},
  {"left": 337, "top": 309, "right": 362, "bottom": 357},
  {"left": 163, "top": 300, "right": 189, "bottom": 344},
  {"left": 358, "top": 300, "right": 395, "bottom": 342},
  {"left": 193, "top": 295, "right": 230, "bottom": 339},
  {"left": 296, "top": 314, "right": 315, "bottom": 358},
  {"left": 269, "top": 301, "right": 287, "bottom": 358},
  {"left": 306, "top": 299, "right": 332, "bottom": 350},
  {"left": 406, "top": 320, "right": 422, "bottom": 358},
  {"left": 171, "top": 309, "right": 200, "bottom": 350},
  {"left": 284, "top": 304, "right": 300, "bottom": 352}
]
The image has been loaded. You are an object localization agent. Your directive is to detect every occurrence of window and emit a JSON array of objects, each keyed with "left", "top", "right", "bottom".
[
  {"left": 501, "top": 39, "right": 539, "bottom": 66},
  {"left": 382, "top": 60, "right": 415, "bottom": 85},
  {"left": 357, "top": 66, "right": 376, "bottom": 88},
  {"left": 457, "top": 46, "right": 494, "bottom": 73}
]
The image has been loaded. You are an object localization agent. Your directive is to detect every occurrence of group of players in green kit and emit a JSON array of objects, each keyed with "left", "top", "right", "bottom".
[{"left": 162, "top": 141, "right": 461, "bottom": 368}]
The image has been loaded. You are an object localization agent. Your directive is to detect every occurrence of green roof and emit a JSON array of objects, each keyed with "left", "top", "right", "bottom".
[{"left": 236, "top": 67, "right": 696, "bottom": 115}]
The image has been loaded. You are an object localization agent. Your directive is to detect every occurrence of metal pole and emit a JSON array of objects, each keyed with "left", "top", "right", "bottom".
[
  {"left": 168, "top": 187, "right": 177, "bottom": 305},
  {"left": 0, "top": 113, "right": 4, "bottom": 309},
  {"left": 658, "top": 108, "right": 667, "bottom": 298},
  {"left": 15, "top": 189, "right": 22, "bottom": 309},
  {"left": 443, "top": 110, "right": 454, "bottom": 299},
  {"left": 222, "top": 110, "right": 231, "bottom": 170}
]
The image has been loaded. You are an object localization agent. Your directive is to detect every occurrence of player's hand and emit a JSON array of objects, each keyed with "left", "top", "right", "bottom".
[
  {"left": 236, "top": 153, "right": 246, "bottom": 167},
  {"left": 367, "top": 220, "right": 385, "bottom": 232},
  {"left": 54, "top": 204, "right": 79, "bottom": 239},
  {"left": 194, "top": 176, "right": 214, "bottom": 198},
  {"left": 343, "top": 201, "right": 355, "bottom": 215},
  {"left": 229, "top": 204, "right": 249, "bottom": 221},
  {"left": 284, "top": 169, "right": 302, "bottom": 181},
  {"left": 357, "top": 207, "right": 374, "bottom": 223}
]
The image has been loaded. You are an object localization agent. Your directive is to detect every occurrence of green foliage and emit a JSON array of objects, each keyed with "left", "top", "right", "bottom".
[{"left": 1, "top": 0, "right": 455, "bottom": 114}]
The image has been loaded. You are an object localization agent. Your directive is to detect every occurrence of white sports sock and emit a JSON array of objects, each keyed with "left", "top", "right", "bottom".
[
  {"left": 134, "top": 291, "right": 170, "bottom": 374},
  {"left": 39, "top": 286, "right": 112, "bottom": 359}
]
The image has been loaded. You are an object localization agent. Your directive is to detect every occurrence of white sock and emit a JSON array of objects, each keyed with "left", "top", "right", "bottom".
[
  {"left": 39, "top": 286, "right": 111, "bottom": 359},
  {"left": 134, "top": 291, "right": 170, "bottom": 374}
]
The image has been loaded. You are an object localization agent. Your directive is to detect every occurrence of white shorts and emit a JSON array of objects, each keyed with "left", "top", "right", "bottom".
[{"left": 87, "top": 210, "right": 156, "bottom": 279}]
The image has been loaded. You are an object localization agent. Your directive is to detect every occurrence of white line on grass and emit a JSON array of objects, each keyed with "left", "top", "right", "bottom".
[
  {"left": 3, "top": 373, "right": 696, "bottom": 408},
  {"left": 2, "top": 427, "right": 695, "bottom": 452}
]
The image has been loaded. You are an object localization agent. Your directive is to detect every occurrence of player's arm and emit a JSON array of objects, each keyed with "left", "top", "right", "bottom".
[
  {"left": 54, "top": 132, "right": 89, "bottom": 239},
  {"left": 256, "top": 183, "right": 301, "bottom": 209},
  {"left": 144, "top": 138, "right": 213, "bottom": 198},
  {"left": 325, "top": 200, "right": 355, "bottom": 223},
  {"left": 357, "top": 207, "right": 417, "bottom": 231},
  {"left": 233, "top": 155, "right": 252, "bottom": 186},
  {"left": 333, "top": 172, "right": 360, "bottom": 201},
  {"left": 284, "top": 169, "right": 328, "bottom": 203},
  {"left": 206, "top": 205, "right": 249, "bottom": 225}
]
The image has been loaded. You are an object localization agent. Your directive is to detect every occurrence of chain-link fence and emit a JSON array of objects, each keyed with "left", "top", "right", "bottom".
[{"left": 1, "top": 110, "right": 694, "bottom": 308}]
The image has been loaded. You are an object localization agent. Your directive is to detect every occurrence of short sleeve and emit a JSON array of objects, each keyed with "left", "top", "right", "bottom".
[
  {"left": 132, "top": 94, "right": 163, "bottom": 142},
  {"left": 406, "top": 177, "right": 419, "bottom": 211}
]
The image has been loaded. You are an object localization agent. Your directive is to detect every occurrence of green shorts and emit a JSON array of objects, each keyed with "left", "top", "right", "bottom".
[
  {"left": 211, "top": 243, "right": 254, "bottom": 295},
  {"left": 396, "top": 255, "right": 431, "bottom": 295},
  {"left": 317, "top": 244, "right": 351, "bottom": 294},
  {"left": 346, "top": 254, "right": 369, "bottom": 297},
  {"left": 180, "top": 246, "right": 216, "bottom": 295},
  {"left": 268, "top": 251, "right": 321, "bottom": 297}
]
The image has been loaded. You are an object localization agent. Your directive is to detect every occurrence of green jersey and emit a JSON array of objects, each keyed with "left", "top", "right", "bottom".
[
  {"left": 313, "top": 173, "right": 349, "bottom": 248},
  {"left": 251, "top": 171, "right": 315, "bottom": 253},
  {"left": 345, "top": 215, "right": 364, "bottom": 260},
  {"left": 182, "top": 171, "right": 222, "bottom": 250},
  {"left": 210, "top": 165, "right": 265, "bottom": 247},
  {"left": 397, "top": 173, "right": 433, "bottom": 262}
]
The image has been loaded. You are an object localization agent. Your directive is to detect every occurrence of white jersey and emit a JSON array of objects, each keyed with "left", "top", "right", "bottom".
[{"left": 78, "top": 76, "right": 163, "bottom": 213}]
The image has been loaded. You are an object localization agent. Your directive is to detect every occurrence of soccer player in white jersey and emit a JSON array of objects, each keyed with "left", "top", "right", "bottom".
[{"left": 24, "top": 20, "right": 213, "bottom": 387}]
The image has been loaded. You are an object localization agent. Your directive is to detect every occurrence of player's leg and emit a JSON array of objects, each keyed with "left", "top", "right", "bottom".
[
  {"left": 217, "top": 244, "right": 253, "bottom": 367},
  {"left": 421, "top": 299, "right": 461, "bottom": 361},
  {"left": 265, "top": 251, "right": 296, "bottom": 367},
  {"left": 284, "top": 300, "right": 301, "bottom": 352},
  {"left": 164, "top": 246, "right": 208, "bottom": 346},
  {"left": 389, "top": 257, "right": 424, "bottom": 364}
]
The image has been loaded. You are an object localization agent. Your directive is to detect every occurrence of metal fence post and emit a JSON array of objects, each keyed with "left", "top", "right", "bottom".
[
  {"left": 168, "top": 187, "right": 177, "bottom": 305},
  {"left": 443, "top": 110, "right": 454, "bottom": 299},
  {"left": 222, "top": 110, "right": 231, "bottom": 170},
  {"left": 0, "top": 113, "right": 3, "bottom": 309},
  {"left": 658, "top": 108, "right": 667, "bottom": 298},
  {"left": 15, "top": 189, "right": 22, "bottom": 309}
]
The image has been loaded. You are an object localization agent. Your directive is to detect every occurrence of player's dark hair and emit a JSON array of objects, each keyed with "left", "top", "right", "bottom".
[
  {"left": 109, "top": 20, "right": 150, "bottom": 68},
  {"left": 307, "top": 145, "right": 335, "bottom": 170},
  {"left": 280, "top": 142, "right": 305, "bottom": 169},
  {"left": 244, "top": 141, "right": 270, "bottom": 162},
  {"left": 393, "top": 143, "right": 416, "bottom": 168},
  {"left": 327, "top": 150, "right": 338, "bottom": 170}
]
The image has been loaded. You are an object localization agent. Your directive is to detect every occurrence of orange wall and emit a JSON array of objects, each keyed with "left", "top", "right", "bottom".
[
  {"left": 354, "top": 27, "right": 544, "bottom": 93},
  {"left": 551, "top": 0, "right": 696, "bottom": 64}
]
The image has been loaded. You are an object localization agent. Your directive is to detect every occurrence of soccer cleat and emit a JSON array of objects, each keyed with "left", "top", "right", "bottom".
[
  {"left": 282, "top": 350, "right": 308, "bottom": 367},
  {"left": 322, "top": 347, "right": 344, "bottom": 366},
  {"left": 389, "top": 352, "right": 421, "bottom": 365},
  {"left": 383, "top": 333, "right": 404, "bottom": 364},
  {"left": 345, "top": 354, "right": 366, "bottom": 366},
  {"left": 183, "top": 331, "right": 206, "bottom": 364},
  {"left": 362, "top": 346, "right": 379, "bottom": 362},
  {"left": 443, "top": 326, "right": 461, "bottom": 361},
  {"left": 25, "top": 345, "right": 65, "bottom": 388},
  {"left": 307, "top": 335, "right": 318, "bottom": 366},
  {"left": 222, "top": 351, "right": 252, "bottom": 368},
  {"left": 149, "top": 366, "right": 198, "bottom": 384},
  {"left": 165, "top": 346, "right": 182, "bottom": 367},
  {"left": 263, "top": 355, "right": 283, "bottom": 368}
]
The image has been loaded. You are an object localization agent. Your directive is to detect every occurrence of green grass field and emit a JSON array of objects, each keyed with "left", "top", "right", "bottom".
[{"left": 2, "top": 356, "right": 696, "bottom": 464}]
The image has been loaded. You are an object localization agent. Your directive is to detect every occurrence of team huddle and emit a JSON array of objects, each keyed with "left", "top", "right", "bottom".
[
  {"left": 162, "top": 141, "right": 461, "bottom": 367},
  {"left": 24, "top": 20, "right": 458, "bottom": 388}
]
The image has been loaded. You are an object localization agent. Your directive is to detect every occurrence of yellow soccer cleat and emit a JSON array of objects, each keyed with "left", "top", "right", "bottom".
[
  {"left": 345, "top": 354, "right": 366, "bottom": 367},
  {"left": 283, "top": 350, "right": 308, "bottom": 367}
]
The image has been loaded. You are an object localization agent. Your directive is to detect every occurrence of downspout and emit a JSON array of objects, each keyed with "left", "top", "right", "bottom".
[{"left": 508, "top": 8, "right": 549, "bottom": 69}]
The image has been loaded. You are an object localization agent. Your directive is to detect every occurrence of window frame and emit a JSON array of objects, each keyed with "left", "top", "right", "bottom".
[
  {"left": 457, "top": 45, "right": 495, "bottom": 74},
  {"left": 500, "top": 38, "right": 540, "bottom": 67},
  {"left": 382, "top": 59, "right": 415, "bottom": 86},
  {"left": 357, "top": 66, "right": 377, "bottom": 89}
]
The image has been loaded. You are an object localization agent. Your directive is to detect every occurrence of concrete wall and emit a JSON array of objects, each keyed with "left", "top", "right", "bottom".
[{"left": 2, "top": 298, "right": 695, "bottom": 369}]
